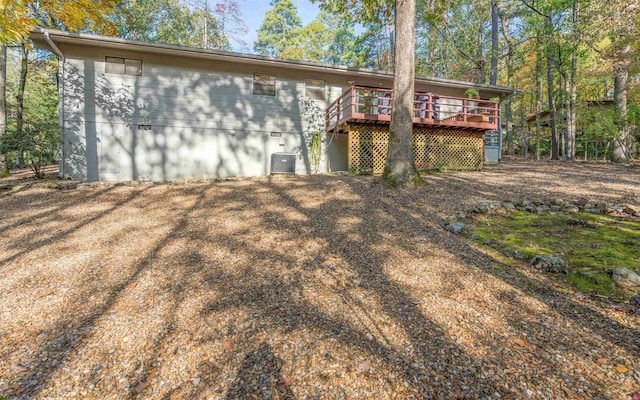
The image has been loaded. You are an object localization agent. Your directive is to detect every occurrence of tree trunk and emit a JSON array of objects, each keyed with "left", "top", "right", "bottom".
[
  {"left": 545, "top": 17, "right": 559, "bottom": 159},
  {"left": 567, "top": 75, "right": 576, "bottom": 160},
  {"left": 500, "top": 12, "right": 514, "bottom": 155},
  {"left": 567, "top": 0, "right": 578, "bottom": 161},
  {"left": 489, "top": 0, "right": 498, "bottom": 86},
  {"left": 567, "top": 64, "right": 576, "bottom": 160},
  {"left": 0, "top": 45, "right": 8, "bottom": 177},
  {"left": 535, "top": 49, "right": 542, "bottom": 160},
  {"left": 505, "top": 95, "right": 514, "bottom": 156},
  {"left": 520, "top": 93, "right": 527, "bottom": 160},
  {"left": 584, "top": 141, "right": 587, "bottom": 161},
  {"left": 16, "top": 46, "right": 29, "bottom": 140},
  {"left": 612, "top": 42, "right": 631, "bottom": 162},
  {"left": 427, "top": 24, "right": 436, "bottom": 76},
  {"left": 476, "top": 18, "right": 485, "bottom": 84},
  {"left": 383, "top": 0, "right": 419, "bottom": 187},
  {"left": 559, "top": 72, "right": 567, "bottom": 160},
  {"left": 546, "top": 57, "right": 558, "bottom": 159}
]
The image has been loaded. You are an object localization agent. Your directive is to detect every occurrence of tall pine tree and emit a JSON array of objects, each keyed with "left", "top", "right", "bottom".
[{"left": 253, "top": 0, "right": 302, "bottom": 58}]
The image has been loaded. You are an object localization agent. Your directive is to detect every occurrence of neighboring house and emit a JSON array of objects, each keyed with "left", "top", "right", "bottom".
[
  {"left": 31, "top": 29, "right": 517, "bottom": 182},
  {"left": 526, "top": 110, "right": 556, "bottom": 129},
  {"left": 526, "top": 100, "right": 614, "bottom": 128}
]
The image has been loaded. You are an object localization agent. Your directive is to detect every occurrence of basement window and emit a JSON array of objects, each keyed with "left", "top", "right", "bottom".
[
  {"left": 253, "top": 73, "right": 276, "bottom": 96},
  {"left": 105, "top": 56, "right": 143, "bottom": 76},
  {"left": 305, "top": 79, "right": 327, "bottom": 101}
]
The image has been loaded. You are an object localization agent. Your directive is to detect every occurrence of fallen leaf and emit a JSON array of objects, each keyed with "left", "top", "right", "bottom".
[
  {"left": 11, "top": 364, "right": 28, "bottom": 373},
  {"left": 135, "top": 379, "right": 150, "bottom": 393},
  {"left": 597, "top": 358, "right": 608, "bottom": 364},
  {"left": 632, "top": 392, "right": 640, "bottom": 400},
  {"left": 357, "top": 360, "right": 371, "bottom": 373},
  {"left": 614, "top": 366, "right": 629, "bottom": 373},
  {"left": 278, "top": 376, "right": 294, "bottom": 386},
  {"left": 222, "top": 341, "right": 234, "bottom": 351},
  {"left": 513, "top": 337, "right": 528, "bottom": 347},
  {"left": 608, "top": 304, "right": 630, "bottom": 312}
]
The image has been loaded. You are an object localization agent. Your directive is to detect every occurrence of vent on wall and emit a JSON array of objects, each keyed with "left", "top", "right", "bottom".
[{"left": 270, "top": 153, "right": 296, "bottom": 175}]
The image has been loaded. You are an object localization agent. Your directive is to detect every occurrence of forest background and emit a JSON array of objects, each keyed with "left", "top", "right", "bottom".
[{"left": 0, "top": 0, "right": 638, "bottom": 177}]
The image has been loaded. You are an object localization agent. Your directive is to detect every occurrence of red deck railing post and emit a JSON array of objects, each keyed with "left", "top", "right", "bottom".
[
  {"left": 462, "top": 99, "right": 467, "bottom": 122},
  {"left": 351, "top": 86, "right": 356, "bottom": 117}
]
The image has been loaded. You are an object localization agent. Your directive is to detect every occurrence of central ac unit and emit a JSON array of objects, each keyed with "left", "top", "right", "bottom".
[{"left": 270, "top": 153, "right": 296, "bottom": 175}]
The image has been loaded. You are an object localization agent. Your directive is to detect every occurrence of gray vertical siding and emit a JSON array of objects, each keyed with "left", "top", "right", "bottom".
[
  {"left": 61, "top": 50, "right": 348, "bottom": 181},
  {"left": 57, "top": 42, "right": 489, "bottom": 181}
]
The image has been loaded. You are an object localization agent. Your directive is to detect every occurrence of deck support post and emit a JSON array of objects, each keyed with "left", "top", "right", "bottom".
[
  {"left": 498, "top": 109, "right": 503, "bottom": 164},
  {"left": 347, "top": 126, "right": 353, "bottom": 172}
]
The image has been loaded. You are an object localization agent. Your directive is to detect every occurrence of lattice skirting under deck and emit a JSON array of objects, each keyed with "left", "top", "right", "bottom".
[{"left": 347, "top": 123, "right": 484, "bottom": 174}]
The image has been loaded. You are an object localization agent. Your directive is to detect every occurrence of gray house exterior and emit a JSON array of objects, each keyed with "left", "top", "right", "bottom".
[{"left": 31, "top": 29, "right": 516, "bottom": 182}]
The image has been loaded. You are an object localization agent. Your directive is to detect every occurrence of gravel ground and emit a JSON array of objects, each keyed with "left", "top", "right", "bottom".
[{"left": 0, "top": 161, "right": 638, "bottom": 400}]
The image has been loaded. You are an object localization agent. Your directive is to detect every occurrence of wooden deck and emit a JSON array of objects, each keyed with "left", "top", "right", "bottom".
[{"left": 325, "top": 86, "right": 499, "bottom": 133}]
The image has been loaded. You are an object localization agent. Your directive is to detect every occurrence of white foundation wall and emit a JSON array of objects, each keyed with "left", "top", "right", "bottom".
[{"left": 60, "top": 47, "right": 348, "bottom": 181}]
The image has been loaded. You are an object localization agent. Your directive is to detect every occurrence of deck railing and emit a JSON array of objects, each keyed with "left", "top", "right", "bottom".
[{"left": 325, "top": 86, "right": 500, "bottom": 132}]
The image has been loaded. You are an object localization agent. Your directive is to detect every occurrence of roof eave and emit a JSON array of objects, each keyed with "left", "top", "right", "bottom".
[{"left": 30, "top": 29, "right": 519, "bottom": 96}]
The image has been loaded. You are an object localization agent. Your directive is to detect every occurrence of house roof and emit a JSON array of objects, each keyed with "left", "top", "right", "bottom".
[
  {"left": 526, "top": 100, "right": 614, "bottom": 124},
  {"left": 584, "top": 99, "right": 614, "bottom": 106},
  {"left": 30, "top": 29, "right": 519, "bottom": 98},
  {"left": 526, "top": 111, "right": 553, "bottom": 124}
]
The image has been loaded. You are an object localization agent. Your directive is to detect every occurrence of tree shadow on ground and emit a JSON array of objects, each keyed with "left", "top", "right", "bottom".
[
  {"left": 1, "top": 186, "right": 207, "bottom": 398},
  {"left": 187, "top": 175, "right": 625, "bottom": 398},
  {"left": 0, "top": 186, "right": 146, "bottom": 266},
  {"left": 225, "top": 343, "right": 296, "bottom": 400},
  {"left": 1, "top": 169, "right": 637, "bottom": 399}
]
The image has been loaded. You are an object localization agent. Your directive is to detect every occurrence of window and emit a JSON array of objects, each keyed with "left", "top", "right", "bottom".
[
  {"left": 253, "top": 73, "right": 276, "bottom": 96},
  {"left": 305, "top": 79, "right": 326, "bottom": 101},
  {"left": 105, "top": 56, "right": 142, "bottom": 76}
]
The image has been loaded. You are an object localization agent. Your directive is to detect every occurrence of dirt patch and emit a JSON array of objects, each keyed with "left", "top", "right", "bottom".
[{"left": 0, "top": 161, "right": 638, "bottom": 399}]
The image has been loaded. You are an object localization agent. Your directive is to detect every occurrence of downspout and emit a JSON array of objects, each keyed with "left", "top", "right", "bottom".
[
  {"left": 498, "top": 112, "right": 502, "bottom": 164},
  {"left": 44, "top": 31, "right": 65, "bottom": 178},
  {"left": 499, "top": 89, "right": 518, "bottom": 164}
]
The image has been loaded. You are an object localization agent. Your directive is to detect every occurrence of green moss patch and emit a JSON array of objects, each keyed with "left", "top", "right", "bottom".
[{"left": 472, "top": 211, "right": 640, "bottom": 298}]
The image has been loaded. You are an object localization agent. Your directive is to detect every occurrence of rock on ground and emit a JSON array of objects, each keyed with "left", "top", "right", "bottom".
[
  {"left": 445, "top": 222, "right": 465, "bottom": 234},
  {"left": 530, "top": 255, "right": 568, "bottom": 274},
  {"left": 612, "top": 267, "right": 640, "bottom": 293}
]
